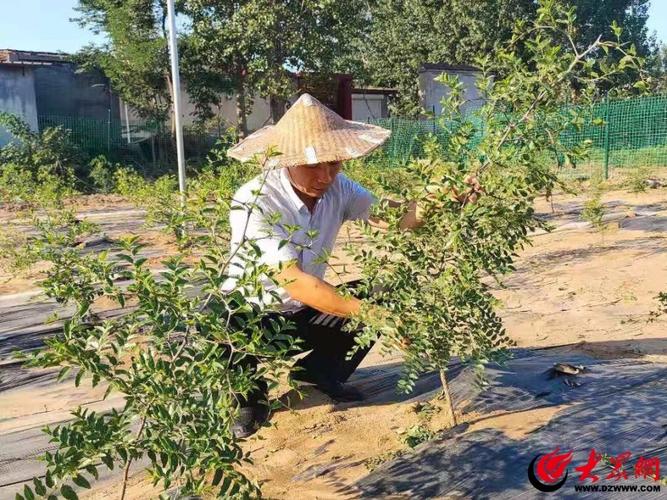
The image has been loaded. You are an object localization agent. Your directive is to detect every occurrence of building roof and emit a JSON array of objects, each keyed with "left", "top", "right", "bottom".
[
  {"left": 420, "top": 63, "right": 480, "bottom": 73},
  {"left": 0, "top": 49, "right": 71, "bottom": 66},
  {"left": 352, "top": 86, "right": 397, "bottom": 95}
]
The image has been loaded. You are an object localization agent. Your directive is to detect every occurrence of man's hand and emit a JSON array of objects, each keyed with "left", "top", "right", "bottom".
[
  {"left": 276, "top": 263, "right": 362, "bottom": 318},
  {"left": 439, "top": 174, "right": 484, "bottom": 206},
  {"left": 372, "top": 174, "right": 485, "bottom": 231},
  {"left": 407, "top": 174, "right": 484, "bottom": 228},
  {"left": 277, "top": 267, "right": 412, "bottom": 347},
  {"left": 364, "top": 305, "right": 411, "bottom": 348},
  {"left": 457, "top": 174, "right": 484, "bottom": 205}
]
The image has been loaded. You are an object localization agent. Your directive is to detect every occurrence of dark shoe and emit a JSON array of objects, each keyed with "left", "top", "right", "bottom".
[
  {"left": 290, "top": 364, "right": 321, "bottom": 386},
  {"left": 291, "top": 361, "right": 366, "bottom": 402},
  {"left": 292, "top": 370, "right": 365, "bottom": 402},
  {"left": 232, "top": 404, "right": 270, "bottom": 439},
  {"left": 317, "top": 379, "right": 365, "bottom": 402}
]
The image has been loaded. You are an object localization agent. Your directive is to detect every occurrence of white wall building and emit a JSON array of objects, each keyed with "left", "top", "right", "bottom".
[
  {"left": 419, "top": 63, "right": 485, "bottom": 117},
  {"left": 0, "top": 65, "right": 38, "bottom": 146},
  {"left": 351, "top": 89, "right": 394, "bottom": 123}
]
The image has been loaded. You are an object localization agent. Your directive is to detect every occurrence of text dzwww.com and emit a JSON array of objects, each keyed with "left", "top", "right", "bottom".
[{"left": 574, "top": 484, "right": 661, "bottom": 493}]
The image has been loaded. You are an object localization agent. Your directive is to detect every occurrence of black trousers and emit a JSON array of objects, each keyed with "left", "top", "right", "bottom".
[
  {"left": 240, "top": 281, "right": 374, "bottom": 406},
  {"left": 282, "top": 306, "right": 373, "bottom": 383}
]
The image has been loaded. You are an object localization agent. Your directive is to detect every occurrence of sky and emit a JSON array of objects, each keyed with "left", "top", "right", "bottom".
[
  {"left": 646, "top": 0, "right": 667, "bottom": 45},
  {"left": 0, "top": 0, "right": 103, "bottom": 53},
  {"left": 0, "top": 0, "right": 666, "bottom": 54}
]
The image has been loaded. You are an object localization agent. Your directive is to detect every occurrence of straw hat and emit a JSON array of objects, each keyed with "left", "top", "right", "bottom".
[{"left": 227, "top": 93, "right": 391, "bottom": 168}]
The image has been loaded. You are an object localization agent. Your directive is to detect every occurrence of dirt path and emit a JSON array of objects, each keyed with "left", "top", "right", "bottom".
[
  {"left": 240, "top": 187, "right": 667, "bottom": 499},
  {"left": 499, "top": 189, "right": 667, "bottom": 361},
  {"left": 1, "top": 187, "right": 666, "bottom": 499}
]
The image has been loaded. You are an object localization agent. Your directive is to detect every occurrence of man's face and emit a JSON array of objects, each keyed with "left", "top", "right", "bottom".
[{"left": 287, "top": 161, "right": 342, "bottom": 198}]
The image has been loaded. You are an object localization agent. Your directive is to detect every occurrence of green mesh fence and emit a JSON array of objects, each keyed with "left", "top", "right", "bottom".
[
  {"left": 37, "top": 114, "right": 124, "bottom": 155},
  {"left": 367, "top": 117, "right": 438, "bottom": 163},
  {"left": 28, "top": 94, "right": 667, "bottom": 178},
  {"left": 371, "top": 94, "right": 667, "bottom": 179},
  {"left": 560, "top": 94, "right": 667, "bottom": 179},
  {"left": 368, "top": 116, "right": 485, "bottom": 165},
  {"left": 36, "top": 114, "right": 218, "bottom": 171}
]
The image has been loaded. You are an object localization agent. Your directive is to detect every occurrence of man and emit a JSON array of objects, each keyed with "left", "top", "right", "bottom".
[{"left": 224, "top": 94, "right": 479, "bottom": 437}]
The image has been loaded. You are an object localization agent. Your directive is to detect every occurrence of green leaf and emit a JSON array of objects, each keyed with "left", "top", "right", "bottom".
[
  {"left": 44, "top": 472, "right": 55, "bottom": 488},
  {"left": 57, "top": 366, "right": 71, "bottom": 382},
  {"left": 60, "top": 485, "right": 78, "bottom": 500},
  {"left": 74, "top": 369, "right": 84, "bottom": 388},
  {"left": 23, "top": 486, "right": 35, "bottom": 500},
  {"left": 101, "top": 454, "right": 114, "bottom": 470},
  {"left": 212, "top": 468, "right": 224, "bottom": 486},
  {"left": 85, "top": 464, "right": 99, "bottom": 480},
  {"left": 33, "top": 478, "right": 46, "bottom": 496},
  {"left": 619, "top": 54, "right": 633, "bottom": 67},
  {"left": 72, "top": 474, "right": 91, "bottom": 489}
]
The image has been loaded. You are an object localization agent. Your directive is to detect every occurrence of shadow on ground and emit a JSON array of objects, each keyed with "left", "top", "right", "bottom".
[
  {"left": 278, "top": 341, "right": 667, "bottom": 414},
  {"left": 353, "top": 380, "right": 667, "bottom": 499},
  {"left": 620, "top": 216, "right": 667, "bottom": 232},
  {"left": 345, "top": 347, "right": 667, "bottom": 499}
]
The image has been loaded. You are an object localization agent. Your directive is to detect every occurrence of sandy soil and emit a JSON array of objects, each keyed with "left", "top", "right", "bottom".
[
  {"left": 238, "top": 186, "right": 667, "bottom": 499},
  {"left": 1, "top": 185, "right": 667, "bottom": 499},
  {"left": 499, "top": 189, "right": 667, "bottom": 361}
]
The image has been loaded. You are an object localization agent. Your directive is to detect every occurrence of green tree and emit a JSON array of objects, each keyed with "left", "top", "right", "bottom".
[
  {"left": 11, "top": 150, "right": 295, "bottom": 499},
  {"left": 566, "top": 0, "right": 653, "bottom": 56},
  {"left": 0, "top": 113, "right": 84, "bottom": 179},
  {"left": 182, "top": 0, "right": 368, "bottom": 136},
  {"left": 0, "top": 113, "right": 85, "bottom": 202},
  {"left": 354, "top": 0, "right": 536, "bottom": 117},
  {"left": 355, "top": 0, "right": 654, "bottom": 117},
  {"left": 565, "top": 0, "right": 656, "bottom": 90},
  {"left": 346, "top": 0, "right": 643, "bottom": 423},
  {"left": 74, "top": 0, "right": 173, "bottom": 126},
  {"left": 646, "top": 43, "right": 667, "bottom": 92},
  {"left": 75, "top": 1, "right": 366, "bottom": 137}
]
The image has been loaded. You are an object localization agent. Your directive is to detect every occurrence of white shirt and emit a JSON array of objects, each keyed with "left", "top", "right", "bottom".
[{"left": 223, "top": 168, "right": 375, "bottom": 312}]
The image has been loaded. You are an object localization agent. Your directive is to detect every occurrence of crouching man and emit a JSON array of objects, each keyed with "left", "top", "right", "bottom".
[{"left": 223, "top": 94, "right": 479, "bottom": 437}]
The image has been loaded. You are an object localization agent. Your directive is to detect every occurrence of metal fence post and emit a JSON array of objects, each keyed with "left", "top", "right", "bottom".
[
  {"left": 166, "top": 0, "right": 187, "bottom": 203},
  {"left": 603, "top": 93, "right": 611, "bottom": 180},
  {"left": 107, "top": 107, "right": 111, "bottom": 153}
]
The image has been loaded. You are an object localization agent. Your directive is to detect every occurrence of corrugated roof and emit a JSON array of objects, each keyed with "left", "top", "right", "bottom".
[
  {"left": 0, "top": 49, "right": 71, "bottom": 65},
  {"left": 420, "top": 63, "right": 480, "bottom": 73},
  {"left": 352, "top": 86, "right": 397, "bottom": 95}
]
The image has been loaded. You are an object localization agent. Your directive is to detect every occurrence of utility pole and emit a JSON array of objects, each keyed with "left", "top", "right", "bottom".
[
  {"left": 106, "top": 82, "right": 112, "bottom": 153},
  {"left": 123, "top": 102, "right": 131, "bottom": 144},
  {"left": 602, "top": 93, "right": 611, "bottom": 180},
  {"left": 166, "top": 0, "right": 187, "bottom": 202}
]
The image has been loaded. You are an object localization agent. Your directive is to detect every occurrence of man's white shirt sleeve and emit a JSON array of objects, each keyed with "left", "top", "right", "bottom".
[
  {"left": 229, "top": 199, "right": 299, "bottom": 268},
  {"left": 340, "top": 174, "right": 376, "bottom": 222}
]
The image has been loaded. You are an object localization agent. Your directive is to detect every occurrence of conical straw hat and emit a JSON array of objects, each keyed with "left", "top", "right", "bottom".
[{"left": 227, "top": 93, "right": 391, "bottom": 168}]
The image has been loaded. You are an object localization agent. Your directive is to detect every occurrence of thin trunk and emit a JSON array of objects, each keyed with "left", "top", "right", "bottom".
[
  {"left": 165, "top": 73, "right": 176, "bottom": 137},
  {"left": 119, "top": 416, "right": 147, "bottom": 500},
  {"left": 439, "top": 369, "right": 458, "bottom": 427},
  {"left": 270, "top": 95, "right": 286, "bottom": 123},
  {"left": 268, "top": 18, "right": 285, "bottom": 124},
  {"left": 236, "top": 81, "right": 249, "bottom": 138}
]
